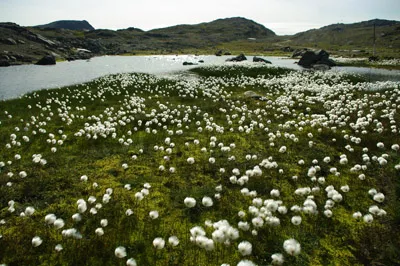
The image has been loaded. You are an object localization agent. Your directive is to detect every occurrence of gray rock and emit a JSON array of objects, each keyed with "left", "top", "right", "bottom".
[
  {"left": 6, "top": 38, "right": 17, "bottom": 45},
  {"left": 292, "top": 48, "right": 308, "bottom": 58},
  {"left": 183, "top": 61, "right": 197, "bottom": 66},
  {"left": 253, "top": 56, "right": 271, "bottom": 64},
  {"left": 312, "top": 64, "right": 331, "bottom": 71},
  {"left": 226, "top": 53, "right": 247, "bottom": 62},
  {"left": 298, "top": 50, "right": 336, "bottom": 68},
  {"left": 35, "top": 55, "right": 56, "bottom": 65},
  {"left": 244, "top": 91, "right": 266, "bottom": 101},
  {"left": 0, "top": 60, "right": 10, "bottom": 67}
]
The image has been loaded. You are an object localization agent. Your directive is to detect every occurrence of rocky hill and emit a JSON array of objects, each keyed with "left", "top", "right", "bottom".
[
  {"left": 287, "top": 19, "right": 400, "bottom": 57},
  {"left": 0, "top": 17, "right": 399, "bottom": 66},
  {"left": 35, "top": 20, "right": 95, "bottom": 31}
]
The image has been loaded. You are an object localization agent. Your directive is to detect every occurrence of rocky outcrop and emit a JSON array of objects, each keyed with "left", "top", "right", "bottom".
[
  {"left": 298, "top": 50, "right": 336, "bottom": 69},
  {"left": 292, "top": 48, "right": 309, "bottom": 58},
  {"left": 253, "top": 56, "right": 271, "bottom": 64},
  {"left": 226, "top": 53, "right": 247, "bottom": 62},
  {"left": 0, "top": 60, "right": 10, "bottom": 67},
  {"left": 35, "top": 55, "right": 56, "bottom": 65}
]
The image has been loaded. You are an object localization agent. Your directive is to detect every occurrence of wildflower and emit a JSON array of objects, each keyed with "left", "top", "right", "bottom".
[
  {"left": 24, "top": 206, "right": 35, "bottom": 216},
  {"left": 125, "top": 209, "right": 133, "bottom": 216},
  {"left": 80, "top": 175, "right": 88, "bottom": 182},
  {"left": 373, "top": 193, "right": 385, "bottom": 203},
  {"left": 363, "top": 214, "right": 374, "bottom": 223},
  {"left": 54, "top": 218, "right": 65, "bottom": 229},
  {"left": 291, "top": 216, "right": 302, "bottom": 225},
  {"left": 45, "top": 213, "right": 57, "bottom": 224},
  {"left": 100, "top": 219, "right": 108, "bottom": 227},
  {"left": 283, "top": 238, "right": 301, "bottom": 256},
  {"left": 237, "top": 260, "right": 257, "bottom": 266},
  {"left": 352, "top": 212, "right": 362, "bottom": 219},
  {"left": 95, "top": 227, "right": 104, "bottom": 236},
  {"left": 183, "top": 197, "right": 196, "bottom": 208},
  {"left": 115, "top": 246, "right": 127, "bottom": 258},
  {"left": 153, "top": 237, "right": 165, "bottom": 249},
  {"left": 202, "top": 196, "right": 213, "bottom": 207},
  {"left": 72, "top": 213, "right": 82, "bottom": 222},
  {"left": 19, "top": 171, "right": 27, "bottom": 178},
  {"left": 271, "top": 253, "right": 284, "bottom": 265},
  {"left": 168, "top": 236, "right": 179, "bottom": 246},
  {"left": 376, "top": 142, "right": 385, "bottom": 149},
  {"left": 238, "top": 241, "right": 252, "bottom": 256},
  {"left": 187, "top": 157, "right": 195, "bottom": 164},
  {"left": 55, "top": 244, "right": 63, "bottom": 252},
  {"left": 126, "top": 258, "right": 137, "bottom": 266},
  {"left": 149, "top": 210, "right": 159, "bottom": 219},
  {"left": 324, "top": 210, "right": 333, "bottom": 218},
  {"left": 32, "top": 236, "right": 43, "bottom": 247}
]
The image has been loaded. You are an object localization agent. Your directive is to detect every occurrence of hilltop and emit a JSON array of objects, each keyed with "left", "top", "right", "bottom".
[
  {"left": 0, "top": 17, "right": 399, "bottom": 66},
  {"left": 287, "top": 19, "right": 400, "bottom": 57},
  {"left": 35, "top": 20, "right": 95, "bottom": 31}
]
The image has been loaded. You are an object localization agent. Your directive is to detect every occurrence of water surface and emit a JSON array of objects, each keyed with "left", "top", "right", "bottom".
[{"left": 0, "top": 55, "right": 399, "bottom": 100}]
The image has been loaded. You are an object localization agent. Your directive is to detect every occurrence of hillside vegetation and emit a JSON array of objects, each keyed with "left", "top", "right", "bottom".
[{"left": 0, "top": 17, "right": 399, "bottom": 66}]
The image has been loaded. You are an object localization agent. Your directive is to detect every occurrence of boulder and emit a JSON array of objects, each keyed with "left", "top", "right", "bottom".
[
  {"left": 244, "top": 91, "right": 266, "bottom": 101},
  {"left": 183, "top": 61, "right": 197, "bottom": 66},
  {"left": 312, "top": 64, "right": 330, "bottom": 71},
  {"left": 0, "top": 60, "right": 10, "bottom": 67},
  {"left": 298, "top": 50, "right": 336, "bottom": 68},
  {"left": 253, "top": 56, "right": 271, "bottom": 64},
  {"left": 292, "top": 48, "right": 308, "bottom": 58},
  {"left": 35, "top": 55, "right": 56, "bottom": 65},
  {"left": 226, "top": 53, "right": 247, "bottom": 62}
]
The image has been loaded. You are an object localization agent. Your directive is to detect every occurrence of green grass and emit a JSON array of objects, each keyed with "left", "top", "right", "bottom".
[{"left": 0, "top": 66, "right": 399, "bottom": 265}]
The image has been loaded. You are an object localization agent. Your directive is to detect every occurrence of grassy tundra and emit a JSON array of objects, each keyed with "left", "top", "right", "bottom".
[{"left": 0, "top": 64, "right": 399, "bottom": 265}]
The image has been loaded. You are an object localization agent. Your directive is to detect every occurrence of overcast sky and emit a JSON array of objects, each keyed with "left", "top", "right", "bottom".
[{"left": 1, "top": 0, "right": 399, "bottom": 35}]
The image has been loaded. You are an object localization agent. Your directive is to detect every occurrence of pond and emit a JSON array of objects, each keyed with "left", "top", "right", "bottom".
[{"left": 0, "top": 55, "right": 399, "bottom": 100}]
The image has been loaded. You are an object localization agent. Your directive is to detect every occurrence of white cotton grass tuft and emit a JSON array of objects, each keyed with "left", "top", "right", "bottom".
[
  {"left": 115, "top": 246, "right": 127, "bottom": 258},
  {"left": 238, "top": 241, "right": 252, "bottom": 256},
  {"left": 95, "top": 227, "right": 104, "bottom": 236},
  {"left": 55, "top": 244, "right": 63, "bottom": 252},
  {"left": 237, "top": 259, "right": 257, "bottom": 266},
  {"left": 126, "top": 258, "right": 137, "bottom": 266},
  {"left": 202, "top": 196, "right": 213, "bottom": 207},
  {"left": 153, "top": 237, "right": 165, "bottom": 249},
  {"left": 45, "top": 213, "right": 57, "bottom": 224},
  {"left": 54, "top": 218, "right": 65, "bottom": 229},
  {"left": 373, "top": 193, "right": 385, "bottom": 203},
  {"left": 24, "top": 206, "right": 35, "bottom": 216},
  {"left": 283, "top": 238, "right": 301, "bottom": 256},
  {"left": 32, "top": 236, "right": 43, "bottom": 247},
  {"left": 149, "top": 210, "right": 159, "bottom": 219},
  {"left": 168, "top": 235, "right": 180, "bottom": 246},
  {"left": 271, "top": 253, "right": 285, "bottom": 265}
]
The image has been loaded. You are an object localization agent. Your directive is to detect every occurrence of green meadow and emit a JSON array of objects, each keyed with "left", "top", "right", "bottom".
[{"left": 0, "top": 64, "right": 399, "bottom": 265}]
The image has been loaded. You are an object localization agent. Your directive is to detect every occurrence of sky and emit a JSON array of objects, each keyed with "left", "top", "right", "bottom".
[{"left": 1, "top": 0, "right": 400, "bottom": 35}]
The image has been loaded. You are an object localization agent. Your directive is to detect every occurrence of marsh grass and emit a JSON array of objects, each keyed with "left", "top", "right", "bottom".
[{"left": 0, "top": 65, "right": 399, "bottom": 265}]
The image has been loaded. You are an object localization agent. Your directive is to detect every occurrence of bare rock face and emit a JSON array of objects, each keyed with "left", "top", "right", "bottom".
[{"left": 35, "top": 55, "right": 56, "bottom": 65}]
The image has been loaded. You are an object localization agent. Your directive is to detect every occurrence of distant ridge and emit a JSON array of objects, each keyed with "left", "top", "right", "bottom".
[{"left": 36, "top": 20, "right": 95, "bottom": 31}]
